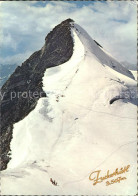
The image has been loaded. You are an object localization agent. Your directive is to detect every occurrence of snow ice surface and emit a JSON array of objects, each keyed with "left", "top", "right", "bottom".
[{"left": 1, "top": 23, "right": 137, "bottom": 195}]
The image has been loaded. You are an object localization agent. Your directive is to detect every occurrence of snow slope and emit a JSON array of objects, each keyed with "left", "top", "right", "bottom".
[{"left": 1, "top": 23, "right": 137, "bottom": 195}]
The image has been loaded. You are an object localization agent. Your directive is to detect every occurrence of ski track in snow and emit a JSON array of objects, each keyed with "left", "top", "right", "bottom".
[
  {"left": 62, "top": 140, "right": 136, "bottom": 187},
  {"left": 64, "top": 101, "right": 136, "bottom": 120}
]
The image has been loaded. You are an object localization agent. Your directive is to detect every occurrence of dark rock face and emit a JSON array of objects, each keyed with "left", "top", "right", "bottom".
[
  {"left": 94, "top": 40, "right": 103, "bottom": 48},
  {"left": 0, "top": 18, "right": 74, "bottom": 170}
]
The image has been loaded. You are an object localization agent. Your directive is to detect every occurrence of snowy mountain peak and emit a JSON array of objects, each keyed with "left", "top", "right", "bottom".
[
  {"left": 1, "top": 19, "right": 137, "bottom": 195},
  {"left": 43, "top": 21, "right": 136, "bottom": 109}
]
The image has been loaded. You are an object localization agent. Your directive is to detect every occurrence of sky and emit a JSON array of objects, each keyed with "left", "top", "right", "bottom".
[{"left": 0, "top": 1, "right": 137, "bottom": 65}]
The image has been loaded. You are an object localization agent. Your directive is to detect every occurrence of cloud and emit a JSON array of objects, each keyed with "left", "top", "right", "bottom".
[
  {"left": 0, "top": 1, "right": 137, "bottom": 65},
  {"left": 0, "top": 51, "right": 33, "bottom": 65}
]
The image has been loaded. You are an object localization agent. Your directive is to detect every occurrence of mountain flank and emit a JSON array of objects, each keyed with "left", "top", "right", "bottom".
[{"left": 0, "top": 18, "right": 74, "bottom": 170}]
